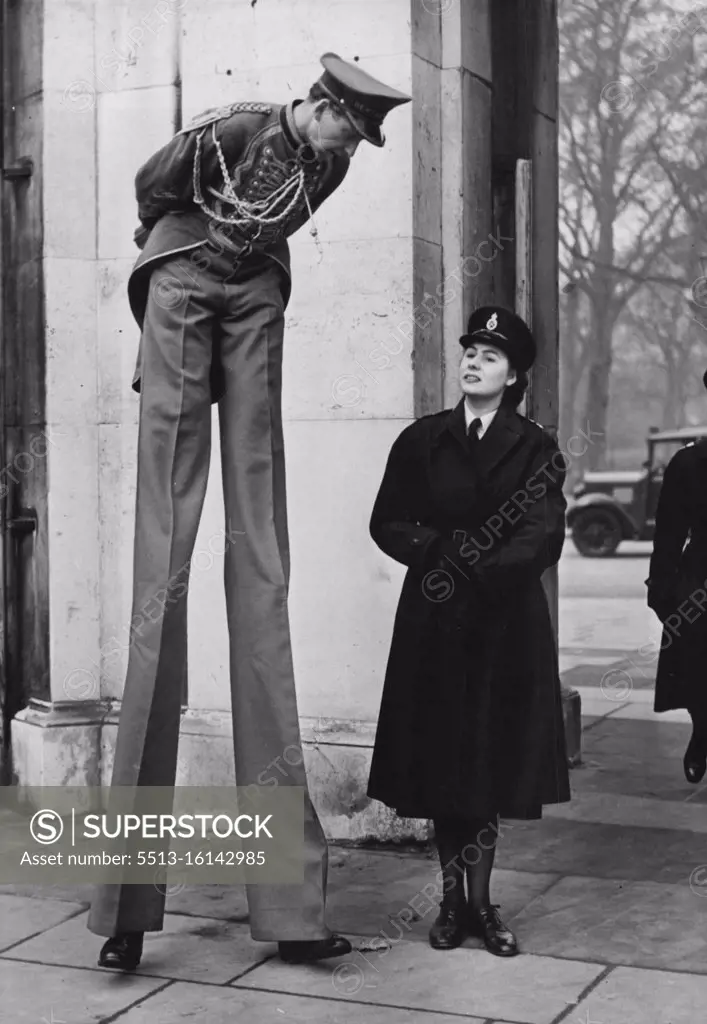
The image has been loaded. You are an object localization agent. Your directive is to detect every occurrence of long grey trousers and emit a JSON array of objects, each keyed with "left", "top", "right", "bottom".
[{"left": 88, "top": 248, "right": 330, "bottom": 942}]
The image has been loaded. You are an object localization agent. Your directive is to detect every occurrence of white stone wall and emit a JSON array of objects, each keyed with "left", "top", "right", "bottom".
[
  {"left": 44, "top": 0, "right": 421, "bottom": 729},
  {"left": 182, "top": 0, "right": 417, "bottom": 723}
]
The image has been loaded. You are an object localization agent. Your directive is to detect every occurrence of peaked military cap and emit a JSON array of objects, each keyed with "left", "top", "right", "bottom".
[
  {"left": 314, "top": 52, "right": 411, "bottom": 147},
  {"left": 459, "top": 306, "right": 537, "bottom": 373}
]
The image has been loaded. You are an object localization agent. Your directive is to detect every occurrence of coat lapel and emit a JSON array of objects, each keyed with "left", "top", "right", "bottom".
[
  {"left": 443, "top": 400, "right": 469, "bottom": 454},
  {"left": 437, "top": 400, "right": 524, "bottom": 477},
  {"left": 473, "top": 403, "right": 525, "bottom": 476}
]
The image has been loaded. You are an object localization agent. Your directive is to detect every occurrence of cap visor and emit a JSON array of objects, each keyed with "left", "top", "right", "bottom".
[
  {"left": 342, "top": 109, "right": 384, "bottom": 147},
  {"left": 460, "top": 330, "right": 507, "bottom": 347}
]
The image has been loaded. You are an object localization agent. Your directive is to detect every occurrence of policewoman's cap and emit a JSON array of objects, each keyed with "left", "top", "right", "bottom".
[
  {"left": 459, "top": 306, "right": 537, "bottom": 373},
  {"left": 315, "top": 52, "right": 411, "bottom": 147}
]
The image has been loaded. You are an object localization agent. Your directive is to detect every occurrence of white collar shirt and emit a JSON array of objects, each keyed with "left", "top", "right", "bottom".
[{"left": 463, "top": 403, "right": 499, "bottom": 440}]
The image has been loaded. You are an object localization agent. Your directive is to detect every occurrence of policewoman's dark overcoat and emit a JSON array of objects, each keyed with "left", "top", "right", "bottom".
[
  {"left": 647, "top": 440, "right": 707, "bottom": 716},
  {"left": 367, "top": 400, "right": 572, "bottom": 821}
]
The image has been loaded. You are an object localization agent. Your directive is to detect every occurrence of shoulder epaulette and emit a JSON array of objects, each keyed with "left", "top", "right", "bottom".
[
  {"left": 525, "top": 416, "right": 550, "bottom": 433},
  {"left": 178, "top": 101, "right": 273, "bottom": 136}
]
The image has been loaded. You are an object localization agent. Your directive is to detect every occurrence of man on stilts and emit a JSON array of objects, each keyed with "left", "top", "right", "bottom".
[{"left": 88, "top": 53, "right": 410, "bottom": 970}]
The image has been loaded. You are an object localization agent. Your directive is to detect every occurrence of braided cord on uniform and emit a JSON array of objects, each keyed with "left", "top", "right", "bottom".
[{"left": 192, "top": 124, "right": 308, "bottom": 228}]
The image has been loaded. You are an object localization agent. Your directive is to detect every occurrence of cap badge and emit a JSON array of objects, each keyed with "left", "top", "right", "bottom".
[{"left": 486, "top": 312, "right": 498, "bottom": 331}]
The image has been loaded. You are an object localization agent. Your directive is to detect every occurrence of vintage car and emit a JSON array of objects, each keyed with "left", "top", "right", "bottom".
[{"left": 566, "top": 425, "right": 707, "bottom": 557}]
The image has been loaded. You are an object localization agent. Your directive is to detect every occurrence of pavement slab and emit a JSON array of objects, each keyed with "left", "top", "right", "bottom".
[
  {"left": 495, "top": 816, "right": 707, "bottom": 884},
  {"left": 570, "top": 754, "right": 698, "bottom": 803},
  {"left": 0, "top": 959, "right": 168, "bottom": 1023},
  {"left": 577, "top": 964, "right": 707, "bottom": 1024},
  {"left": 558, "top": 596, "right": 659, "bottom": 653},
  {"left": 513, "top": 875, "right": 707, "bottom": 973},
  {"left": 544, "top": 790, "right": 707, "bottom": 833},
  {"left": 581, "top": 717, "right": 693, "bottom": 759},
  {"left": 115, "top": 981, "right": 483, "bottom": 1023},
  {"left": 161, "top": 881, "right": 249, "bottom": 922},
  {"left": 3, "top": 910, "right": 274, "bottom": 984},
  {"left": 323, "top": 850, "right": 559, "bottom": 942},
  {"left": 0, "top": 893, "right": 85, "bottom": 952},
  {"left": 234, "top": 944, "right": 603, "bottom": 1023}
]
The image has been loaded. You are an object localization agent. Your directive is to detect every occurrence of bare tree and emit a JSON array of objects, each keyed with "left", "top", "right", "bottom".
[
  {"left": 559, "top": 0, "right": 707, "bottom": 467},
  {"left": 624, "top": 281, "right": 704, "bottom": 428}
]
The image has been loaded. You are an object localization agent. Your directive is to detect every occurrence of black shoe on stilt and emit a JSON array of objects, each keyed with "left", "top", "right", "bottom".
[
  {"left": 468, "top": 904, "right": 519, "bottom": 957},
  {"left": 684, "top": 730, "right": 707, "bottom": 784},
  {"left": 98, "top": 932, "right": 144, "bottom": 971},
  {"left": 278, "top": 934, "right": 352, "bottom": 964},
  {"left": 429, "top": 897, "right": 467, "bottom": 950}
]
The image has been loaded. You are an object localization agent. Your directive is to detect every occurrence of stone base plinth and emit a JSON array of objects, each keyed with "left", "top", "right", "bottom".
[{"left": 10, "top": 701, "right": 110, "bottom": 787}]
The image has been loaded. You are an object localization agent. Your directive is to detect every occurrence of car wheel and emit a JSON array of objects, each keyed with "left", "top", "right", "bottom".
[{"left": 571, "top": 508, "right": 623, "bottom": 557}]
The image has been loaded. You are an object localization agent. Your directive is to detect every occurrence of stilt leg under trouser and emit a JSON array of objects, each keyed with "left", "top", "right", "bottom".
[{"left": 88, "top": 252, "right": 329, "bottom": 942}]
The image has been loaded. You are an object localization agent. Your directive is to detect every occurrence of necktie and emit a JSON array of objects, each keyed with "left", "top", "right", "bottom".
[{"left": 467, "top": 417, "right": 482, "bottom": 452}]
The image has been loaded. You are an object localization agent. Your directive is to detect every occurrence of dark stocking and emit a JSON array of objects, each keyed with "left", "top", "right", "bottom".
[
  {"left": 463, "top": 815, "right": 499, "bottom": 912},
  {"left": 432, "top": 818, "right": 466, "bottom": 906}
]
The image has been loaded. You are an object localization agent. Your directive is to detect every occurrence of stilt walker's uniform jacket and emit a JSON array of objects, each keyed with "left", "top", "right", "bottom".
[{"left": 127, "top": 101, "right": 349, "bottom": 400}]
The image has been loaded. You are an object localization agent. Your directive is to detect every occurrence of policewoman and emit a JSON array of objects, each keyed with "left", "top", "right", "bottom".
[
  {"left": 646, "top": 368, "right": 707, "bottom": 784},
  {"left": 368, "top": 307, "right": 571, "bottom": 956},
  {"left": 89, "top": 54, "right": 410, "bottom": 971}
]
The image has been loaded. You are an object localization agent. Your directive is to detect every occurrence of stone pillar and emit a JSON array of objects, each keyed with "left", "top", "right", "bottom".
[
  {"left": 11, "top": 0, "right": 183, "bottom": 785},
  {"left": 441, "top": 0, "right": 494, "bottom": 410}
]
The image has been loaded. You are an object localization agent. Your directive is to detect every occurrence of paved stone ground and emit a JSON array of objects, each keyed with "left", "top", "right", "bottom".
[
  {"left": 4, "top": 544, "right": 704, "bottom": 1022},
  {"left": 3, "top": 692, "right": 706, "bottom": 1024}
]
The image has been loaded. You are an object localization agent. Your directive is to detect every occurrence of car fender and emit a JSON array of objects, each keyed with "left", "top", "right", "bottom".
[{"left": 566, "top": 493, "right": 638, "bottom": 538}]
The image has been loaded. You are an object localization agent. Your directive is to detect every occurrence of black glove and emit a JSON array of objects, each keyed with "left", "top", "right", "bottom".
[{"left": 646, "top": 586, "right": 676, "bottom": 625}]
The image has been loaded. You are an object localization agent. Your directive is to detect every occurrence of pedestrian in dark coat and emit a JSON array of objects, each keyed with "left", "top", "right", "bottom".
[
  {"left": 646, "top": 369, "right": 707, "bottom": 784},
  {"left": 367, "top": 306, "right": 571, "bottom": 957}
]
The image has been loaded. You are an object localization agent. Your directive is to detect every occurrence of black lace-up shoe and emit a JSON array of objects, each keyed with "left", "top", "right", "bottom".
[
  {"left": 98, "top": 932, "right": 144, "bottom": 971},
  {"left": 278, "top": 933, "right": 352, "bottom": 963},
  {"left": 429, "top": 899, "right": 467, "bottom": 950},
  {"left": 468, "top": 904, "right": 519, "bottom": 957}
]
